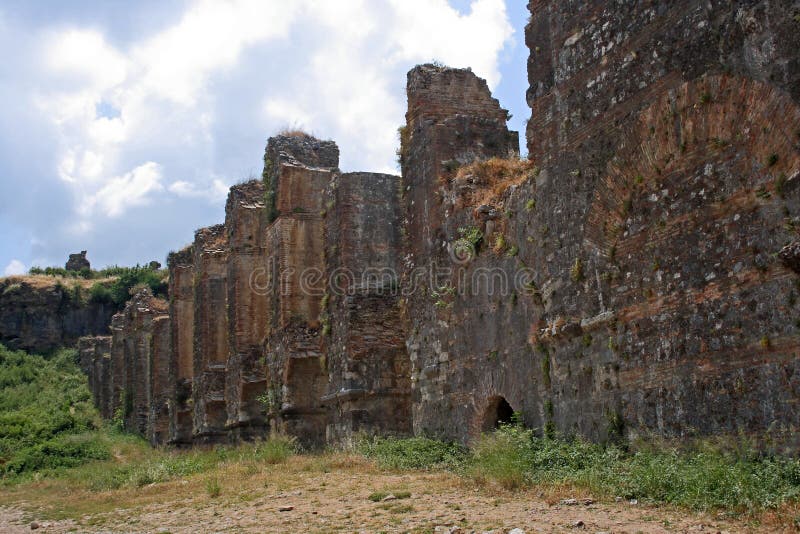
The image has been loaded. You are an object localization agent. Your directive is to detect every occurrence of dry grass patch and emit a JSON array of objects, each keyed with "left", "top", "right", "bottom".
[{"left": 450, "top": 156, "right": 538, "bottom": 207}]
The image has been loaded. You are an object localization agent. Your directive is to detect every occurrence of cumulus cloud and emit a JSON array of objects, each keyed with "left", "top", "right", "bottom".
[
  {"left": 0, "top": 0, "right": 516, "bottom": 268},
  {"left": 3, "top": 260, "right": 26, "bottom": 277},
  {"left": 168, "top": 178, "right": 230, "bottom": 202},
  {"left": 85, "top": 162, "right": 164, "bottom": 217}
]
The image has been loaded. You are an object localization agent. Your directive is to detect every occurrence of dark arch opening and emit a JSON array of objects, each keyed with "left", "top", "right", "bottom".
[{"left": 481, "top": 396, "right": 515, "bottom": 432}]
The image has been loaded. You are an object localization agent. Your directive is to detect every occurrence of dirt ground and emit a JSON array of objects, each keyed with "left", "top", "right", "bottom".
[{"left": 0, "top": 455, "right": 791, "bottom": 533}]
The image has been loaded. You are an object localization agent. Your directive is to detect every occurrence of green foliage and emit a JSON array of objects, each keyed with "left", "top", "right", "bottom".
[
  {"left": 89, "top": 266, "right": 168, "bottom": 309},
  {"left": 540, "top": 355, "right": 551, "bottom": 388},
  {"left": 457, "top": 226, "right": 483, "bottom": 248},
  {"left": 525, "top": 199, "right": 536, "bottom": 212},
  {"left": 0, "top": 345, "right": 108, "bottom": 477},
  {"left": 205, "top": 476, "right": 222, "bottom": 497},
  {"left": 465, "top": 426, "right": 800, "bottom": 513},
  {"left": 357, "top": 436, "right": 468, "bottom": 471}
]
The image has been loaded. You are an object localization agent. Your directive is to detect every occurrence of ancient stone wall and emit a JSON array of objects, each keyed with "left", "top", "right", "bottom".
[
  {"left": 76, "top": 0, "right": 800, "bottom": 452},
  {"left": 77, "top": 336, "right": 112, "bottom": 419},
  {"left": 167, "top": 247, "right": 195, "bottom": 445},
  {"left": 401, "top": 64, "right": 525, "bottom": 440},
  {"left": 192, "top": 225, "right": 229, "bottom": 443},
  {"left": 89, "top": 288, "right": 169, "bottom": 443},
  {"left": 324, "top": 172, "right": 411, "bottom": 444},
  {"left": 517, "top": 0, "right": 800, "bottom": 449},
  {"left": 225, "top": 180, "right": 270, "bottom": 440}
]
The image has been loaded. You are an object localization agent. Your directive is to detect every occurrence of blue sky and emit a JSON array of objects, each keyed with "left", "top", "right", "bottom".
[{"left": 0, "top": 0, "right": 530, "bottom": 275}]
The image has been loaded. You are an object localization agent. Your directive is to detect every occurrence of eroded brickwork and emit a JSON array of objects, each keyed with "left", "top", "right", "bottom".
[
  {"left": 167, "top": 247, "right": 194, "bottom": 445},
  {"left": 80, "top": 0, "right": 800, "bottom": 452},
  {"left": 192, "top": 225, "right": 229, "bottom": 443}
]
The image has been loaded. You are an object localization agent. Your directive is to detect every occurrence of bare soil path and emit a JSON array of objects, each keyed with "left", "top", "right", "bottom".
[{"left": 0, "top": 455, "right": 788, "bottom": 533}]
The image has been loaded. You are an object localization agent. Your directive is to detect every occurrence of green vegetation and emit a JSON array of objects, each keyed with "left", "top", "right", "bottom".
[
  {"left": 358, "top": 436, "right": 468, "bottom": 471},
  {"left": 457, "top": 226, "right": 483, "bottom": 248},
  {"left": 3, "top": 345, "right": 797, "bottom": 518},
  {"left": 0, "top": 345, "right": 108, "bottom": 477},
  {"left": 87, "top": 266, "right": 168, "bottom": 310},
  {"left": 24, "top": 265, "right": 168, "bottom": 311},
  {"left": 361, "top": 424, "right": 800, "bottom": 514}
]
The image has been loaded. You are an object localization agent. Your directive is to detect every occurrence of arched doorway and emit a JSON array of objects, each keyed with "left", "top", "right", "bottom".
[{"left": 481, "top": 395, "right": 515, "bottom": 432}]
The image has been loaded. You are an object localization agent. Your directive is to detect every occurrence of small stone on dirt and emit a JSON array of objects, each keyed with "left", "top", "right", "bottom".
[
  {"left": 278, "top": 505, "right": 294, "bottom": 512},
  {"left": 508, "top": 529, "right": 526, "bottom": 534},
  {"left": 30, "top": 522, "right": 40, "bottom": 530},
  {"left": 572, "top": 520, "right": 585, "bottom": 528},
  {"left": 381, "top": 494, "right": 398, "bottom": 502},
  {"left": 560, "top": 498, "right": 579, "bottom": 505}
]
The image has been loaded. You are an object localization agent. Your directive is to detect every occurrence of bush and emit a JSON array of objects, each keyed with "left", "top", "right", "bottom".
[
  {"left": 0, "top": 345, "right": 108, "bottom": 477},
  {"left": 358, "top": 435, "right": 468, "bottom": 471}
]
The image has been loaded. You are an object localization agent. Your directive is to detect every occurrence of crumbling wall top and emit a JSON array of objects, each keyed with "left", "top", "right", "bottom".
[
  {"left": 193, "top": 224, "right": 227, "bottom": 252},
  {"left": 406, "top": 64, "right": 510, "bottom": 125},
  {"left": 264, "top": 134, "right": 339, "bottom": 172},
  {"left": 167, "top": 245, "right": 195, "bottom": 268}
]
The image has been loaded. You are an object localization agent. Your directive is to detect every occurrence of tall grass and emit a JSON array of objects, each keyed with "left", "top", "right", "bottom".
[{"left": 359, "top": 425, "right": 800, "bottom": 514}]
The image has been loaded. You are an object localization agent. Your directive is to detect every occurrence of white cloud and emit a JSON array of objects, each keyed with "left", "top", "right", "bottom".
[
  {"left": 168, "top": 178, "right": 230, "bottom": 202},
  {"left": 3, "top": 259, "right": 26, "bottom": 277},
  {"left": 85, "top": 162, "right": 164, "bottom": 217},
  {"left": 16, "top": 0, "right": 514, "bottom": 265}
]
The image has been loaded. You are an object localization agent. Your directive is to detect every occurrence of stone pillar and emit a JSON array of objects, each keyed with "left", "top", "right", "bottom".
[
  {"left": 261, "top": 134, "right": 337, "bottom": 448},
  {"left": 323, "top": 172, "right": 412, "bottom": 445},
  {"left": 225, "top": 180, "right": 271, "bottom": 439},
  {"left": 148, "top": 315, "right": 171, "bottom": 446},
  {"left": 192, "top": 225, "right": 230, "bottom": 443},
  {"left": 167, "top": 246, "right": 195, "bottom": 445},
  {"left": 401, "top": 64, "right": 521, "bottom": 441}
]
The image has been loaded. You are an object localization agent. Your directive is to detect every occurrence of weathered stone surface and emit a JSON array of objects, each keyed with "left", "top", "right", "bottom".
[
  {"left": 65, "top": 251, "right": 90, "bottom": 272},
  {"left": 77, "top": 336, "right": 112, "bottom": 419},
  {"left": 167, "top": 246, "right": 195, "bottom": 445},
  {"left": 0, "top": 277, "right": 115, "bottom": 353},
  {"left": 780, "top": 241, "right": 800, "bottom": 274},
  {"left": 324, "top": 172, "right": 411, "bottom": 444},
  {"left": 225, "top": 180, "right": 270, "bottom": 439},
  {"left": 517, "top": 0, "right": 800, "bottom": 449},
  {"left": 401, "top": 64, "right": 523, "bottom": 441},
  {"left": 192, "top": 225, "right": 229, "bottom": 443},
  {"left": 104, "top": 287, "right": 169, "bottom": 443}
]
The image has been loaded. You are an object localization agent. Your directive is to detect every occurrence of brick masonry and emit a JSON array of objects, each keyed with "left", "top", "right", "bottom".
[{"left": 76, "top": 1, "right": 800, "bottom": 452}]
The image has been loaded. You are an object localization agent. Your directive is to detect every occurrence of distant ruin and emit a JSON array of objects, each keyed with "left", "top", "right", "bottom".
[
  {"left": 58, "top": 1, "right": 800, "bottom": 451},
  {"left": 65, "top": 251, "right": 90, "bottom": 272}
]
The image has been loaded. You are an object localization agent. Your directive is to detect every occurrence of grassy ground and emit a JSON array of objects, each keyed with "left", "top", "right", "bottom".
[{"left": 1, "top": 345, "right": 799, "bottom": 531}]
